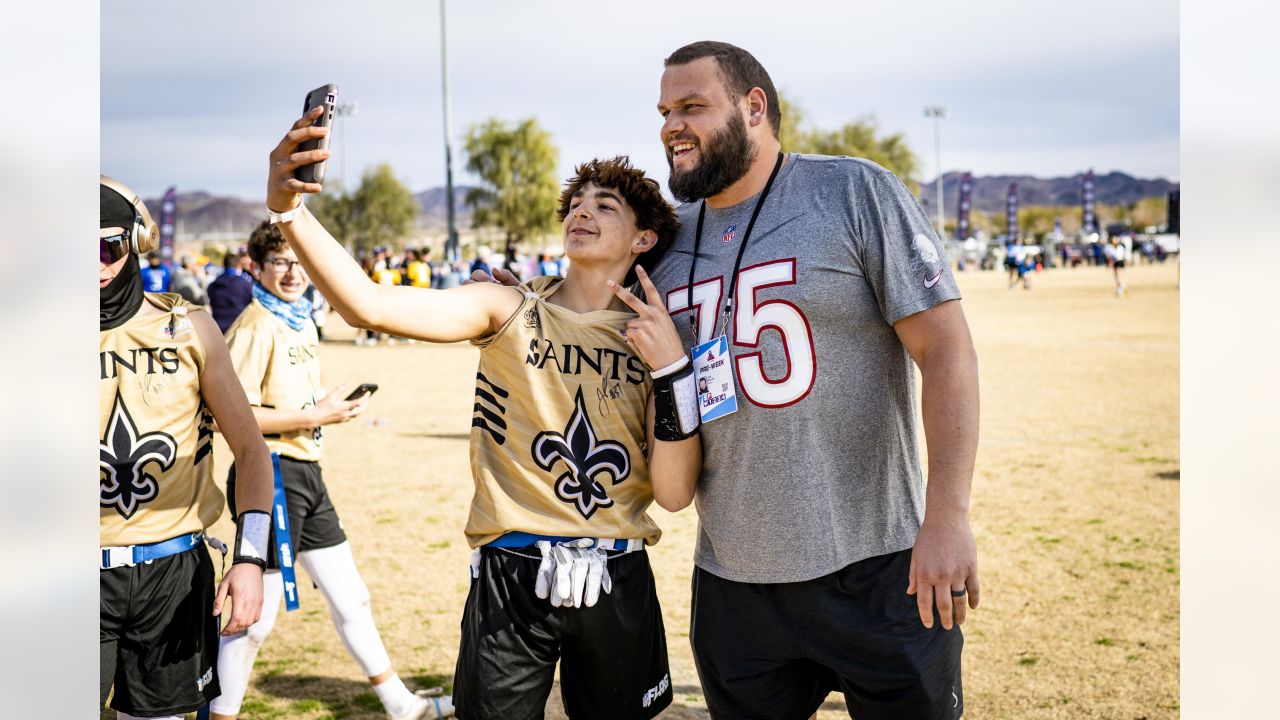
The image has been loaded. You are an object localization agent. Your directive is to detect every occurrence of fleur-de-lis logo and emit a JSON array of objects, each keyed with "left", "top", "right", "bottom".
[
  {"left": 100, "top": 390, "right": 177, "bottom": 519},
  {"left": 532, "top": 387, "right": 631, "bottom": 519}
]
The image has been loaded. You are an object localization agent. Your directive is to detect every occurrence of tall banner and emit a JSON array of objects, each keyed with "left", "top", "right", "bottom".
[
  {"left": 159, "top": 187, "right": 178, "bottom": 263},
  {"left": 1053, "top": 216, "right": 1062, "bottom": 238},
  {"left": 956, "top": 172, "right": 973, "bottom": 241},
  {"left": 1006, "top": 183, "right": 1018, "bottom": 241},
  {"left": 1082, "top": 169, "right": 1097, "bottom": 235}
]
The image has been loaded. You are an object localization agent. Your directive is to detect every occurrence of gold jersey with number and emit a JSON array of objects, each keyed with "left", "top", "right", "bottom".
[
  {"left": 100, "top": 294, "right": 222, "bottom": 547},
  {"left": 465, "top": 276, "right": 660, "bottom": 548},
  {"left": 224, "top": 299, "right": 324, "bottom": 462}
]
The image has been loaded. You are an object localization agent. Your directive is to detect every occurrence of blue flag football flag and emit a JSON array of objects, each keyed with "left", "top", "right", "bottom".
[{"left": 956, "top": 172, "right": 973, "bottom": 241}]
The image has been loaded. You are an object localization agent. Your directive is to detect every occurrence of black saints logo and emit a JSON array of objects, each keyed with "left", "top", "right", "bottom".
[
  {"left": 532, "top": 387, "right": 630, "bottom": 519},
  {"left": 100, "top": 391, "right": 177, "bottom": 519}
]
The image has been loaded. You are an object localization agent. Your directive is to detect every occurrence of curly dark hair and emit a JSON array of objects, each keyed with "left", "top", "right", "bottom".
[
  {"left": 556, "top": 156, "right": 681, "bottom": 286},
  {"left": 247, "top": 220, "right": 288, "bottom": 267}
]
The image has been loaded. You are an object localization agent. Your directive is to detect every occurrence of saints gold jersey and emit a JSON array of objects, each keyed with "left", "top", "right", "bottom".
[
  {"left": 407, "top": 260, "right": 431, "bottom": 288},
  {"left": 225, "top": 299, "right": 324, "bottom": 462},
  {"left": 465, "top": 276, "right": 661, "bottom": 548},
  {"left": 100, "top": 294, "right": 222, "bottom": 546}
]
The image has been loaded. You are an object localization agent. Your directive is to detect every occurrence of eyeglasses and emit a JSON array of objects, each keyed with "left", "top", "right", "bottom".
[
  {"left": 266, "top": 257, "right": 304, "bottom": 273},
  {"left": 99, "top": 231, "right": 131, "bottom": 264}
]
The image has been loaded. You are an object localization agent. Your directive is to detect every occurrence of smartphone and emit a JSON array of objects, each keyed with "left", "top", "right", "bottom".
[
  {"left": 344, "top": 383, "right": 378, "bottom": 402},
  {"left": 295, "top": 84, "right": 338, "bottom": 185}
]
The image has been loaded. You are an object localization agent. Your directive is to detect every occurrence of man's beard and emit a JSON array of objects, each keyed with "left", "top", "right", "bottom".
[{"left": 667, "top": 111, "right": 757, "bottom": 204}]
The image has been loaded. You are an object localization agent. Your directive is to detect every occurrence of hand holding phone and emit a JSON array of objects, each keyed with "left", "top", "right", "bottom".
[
  {"left": 295, "top": 84, "right": 338, "bottom": 185},
  {"left": 344, "top": 383, "right": 378, "bottom": 402}
]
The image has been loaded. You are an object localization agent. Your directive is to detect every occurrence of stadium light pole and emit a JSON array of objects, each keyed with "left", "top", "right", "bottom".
[
  {"left": 335, "top": 101, "right": 358, "bottom": 192},
  {"left": 439, "top": 0, "right": 460, "bottom": 266},
  {"left": 924, "top": 105, "right": 946, "bottom": 240},
  {"left": 334, "top": 102, "right": 358, "bottom": 253}
]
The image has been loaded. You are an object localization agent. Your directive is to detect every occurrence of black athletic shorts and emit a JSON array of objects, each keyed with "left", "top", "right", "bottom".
[
  {"left": 100, "top": 543, "right": 220, "bottom": 716},
  {"left": 228, "top": 455, "right": 346, "bottom": 569},
  {"left": 1114, "top": 259, "right": 1127, "bottom": 269},
  {"left": 453, "top": 546, "right": 672, "bottom": 720},
  {"left": 690, "top": 548, "right": 964, "bottom": 720}
]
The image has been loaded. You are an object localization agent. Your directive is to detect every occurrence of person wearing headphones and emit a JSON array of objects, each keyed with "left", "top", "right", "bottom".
[{"left": 100, "top": 175, "right": 274, "bottom": 719}]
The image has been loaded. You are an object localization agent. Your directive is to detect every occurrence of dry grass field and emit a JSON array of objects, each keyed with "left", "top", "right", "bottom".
[{"left": 128, "top": 261, "right": 1179, "bottom": 719}]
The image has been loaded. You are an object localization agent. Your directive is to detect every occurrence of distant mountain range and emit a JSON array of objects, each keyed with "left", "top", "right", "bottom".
[
  {"left": 152, "top": 171, "right": 1176, "bottom": 239},
  {"left": 147, "top": 186, "right": 477, "bottom": 240},
  {"left": 915, "top": 171, "right": 1177, "bottom": 219}
]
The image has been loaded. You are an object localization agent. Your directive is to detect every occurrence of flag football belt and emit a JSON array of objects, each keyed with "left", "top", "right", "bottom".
[
  {"left": 485, "top": 531, "right": 644, "bottom": 553},
  {"left": 100, "top": 531, "right": 204, "bottom": 570}
]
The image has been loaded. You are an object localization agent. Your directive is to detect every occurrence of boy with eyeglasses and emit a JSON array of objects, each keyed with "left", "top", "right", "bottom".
[{"left": 209, "top": 221, "right": 453, "bottom": 720}]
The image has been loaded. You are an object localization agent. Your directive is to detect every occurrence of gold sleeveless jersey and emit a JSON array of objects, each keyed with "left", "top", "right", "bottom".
[
  {"left": 224, "top": 299, "right": 324, "bottom": 462},
  {"left": 100, "top": 294, "right": 222, "bottom": 546},
  {"left": 465, "top": 276, "right": 661, "bottom": 548}
]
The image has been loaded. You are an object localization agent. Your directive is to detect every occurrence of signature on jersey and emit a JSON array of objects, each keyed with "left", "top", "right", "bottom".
[{"left": 596, "top": 374, "right": 622, "bottom": 417}]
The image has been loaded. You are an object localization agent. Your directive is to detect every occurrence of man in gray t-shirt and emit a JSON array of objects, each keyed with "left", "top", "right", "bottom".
[{"left": 650, "top": 42, "right": 980, "bottom": 720}]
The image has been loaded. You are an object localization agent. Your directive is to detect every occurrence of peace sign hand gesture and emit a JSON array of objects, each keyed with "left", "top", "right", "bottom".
[{"left": 607, "top": 266, "right": 685, "bottom": 372}]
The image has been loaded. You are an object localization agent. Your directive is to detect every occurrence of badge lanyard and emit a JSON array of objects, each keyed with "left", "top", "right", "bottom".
[
  {"left": 686, "top": 152, "right": 785, "bottom": 340},
  {"left": 685, "top": 152, "right": 784, "bottom": 423},
  {"left": 271, "top": 452, "right": 301, "bottom": 612}
]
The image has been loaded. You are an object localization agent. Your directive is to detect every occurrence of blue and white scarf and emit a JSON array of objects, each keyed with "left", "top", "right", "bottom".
[{"left": 252, "top": 282, "right": 313, "bottom": 332}]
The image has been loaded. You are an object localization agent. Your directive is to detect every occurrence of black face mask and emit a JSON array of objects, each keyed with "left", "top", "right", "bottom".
[
  {"left": 666, "top": 109, "right": 758, "bottom": 204},
  {"left": 100, "top": 254, "right": 144, "bottom": 331}
]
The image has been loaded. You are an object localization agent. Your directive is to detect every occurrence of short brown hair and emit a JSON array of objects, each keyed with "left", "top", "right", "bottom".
[
  {"left": 247, "top": 220, "right": 287, "bottom": 267},
  {"left": 664, "top": 41, "right": 781, "bottom": 138},
  {"left": 556, "top": 156, "right": 680, "bottom": 286}
]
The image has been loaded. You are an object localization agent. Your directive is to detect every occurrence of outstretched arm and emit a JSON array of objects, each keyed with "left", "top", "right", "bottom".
[
  {"left": 266, "top": 107, "right": 523, "bottom": 342},
  {"left": 895, "top": 299, "right": 981, "bottom": 630},
  {"left": 609, "top": 266, "right": 701, "bottom": 512}
]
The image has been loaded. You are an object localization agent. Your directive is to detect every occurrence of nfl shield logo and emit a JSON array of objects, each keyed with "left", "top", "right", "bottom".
[{"left": 721, "top": 225, "right": 736, "bottom": 243}]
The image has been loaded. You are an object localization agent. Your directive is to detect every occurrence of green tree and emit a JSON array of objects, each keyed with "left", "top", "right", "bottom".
[
  {"left": 776, "top": 91, "right": 809, "bottom": 152},
  {"left": 463, "top": 117, "right": 560, "bottom": 266},
  {"left": 776, "top": 92, "right": 920, "bottom": 194},
  {"left": 309, "top": 169, "right": 417, "bottom": 255},
  {"left": 308, "top": 179, "right": 356, "bottom": 252}
]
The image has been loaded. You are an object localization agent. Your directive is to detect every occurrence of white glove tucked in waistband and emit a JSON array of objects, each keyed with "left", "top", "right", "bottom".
[{"left": 533, "top": 539, "right": 613, "bottom": 608}]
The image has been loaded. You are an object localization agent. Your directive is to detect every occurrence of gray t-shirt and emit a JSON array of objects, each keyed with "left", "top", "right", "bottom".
[{"left": 647, "top": 153, "right": 961, "bottom": 583}]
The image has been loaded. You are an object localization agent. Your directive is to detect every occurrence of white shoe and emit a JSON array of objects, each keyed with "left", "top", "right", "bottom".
[{"left": 388, "top": 692, "right": 455, "bottom": 719}]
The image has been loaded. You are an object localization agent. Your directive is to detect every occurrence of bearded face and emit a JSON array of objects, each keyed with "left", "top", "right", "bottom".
[{"left": 666, "top": 107, "right": 757, "bottom": 204}]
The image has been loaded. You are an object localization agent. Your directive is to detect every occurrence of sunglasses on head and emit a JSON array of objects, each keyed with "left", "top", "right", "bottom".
[{"left": 100, "top": 230, "right": 132, "bottom": 264}]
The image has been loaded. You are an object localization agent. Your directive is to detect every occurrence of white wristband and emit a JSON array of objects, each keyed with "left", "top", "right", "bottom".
[
  {"left": 267, "top": 197, "right": 305, "bottom": 224},
  {"left": 234, "top": 510, "right": 270, "bottom": 566},
  {"left": 650, "top": 355, "right": 690, "bottom": 379}
]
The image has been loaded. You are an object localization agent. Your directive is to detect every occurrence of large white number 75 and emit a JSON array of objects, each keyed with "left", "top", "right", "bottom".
[{"left": 666, "top": 259, "right": 816, "bottom": 408}]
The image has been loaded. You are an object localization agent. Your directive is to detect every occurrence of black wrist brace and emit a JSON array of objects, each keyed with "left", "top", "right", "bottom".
[{"left": 653, "top": 361, "right": 700, "bottom": 441}]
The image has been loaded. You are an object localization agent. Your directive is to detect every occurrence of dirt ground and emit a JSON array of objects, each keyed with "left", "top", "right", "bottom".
[{"left": 150, "top": 261, "right": 1179, "bottom": 719}]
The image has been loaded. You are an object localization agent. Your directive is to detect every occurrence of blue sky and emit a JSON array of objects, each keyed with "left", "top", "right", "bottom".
[{"left": 101, "top": 0, "right": 1178, "bottom": 199}]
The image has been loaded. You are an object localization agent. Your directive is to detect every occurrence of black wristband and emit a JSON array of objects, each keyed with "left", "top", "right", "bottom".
[
  {"left": 653, "top": 361, "right": 700, "bottom": 441},
  {"left": 233, "top": 509, "right": 270, "bottom": 568}
]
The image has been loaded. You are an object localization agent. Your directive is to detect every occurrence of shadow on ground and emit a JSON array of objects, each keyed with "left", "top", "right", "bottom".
[
  {"left": 399, "top": 432, "right": 471, "bottom": 441},
  {"left": 255, "top": 672, "right": 452, "bottom": 718}
]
